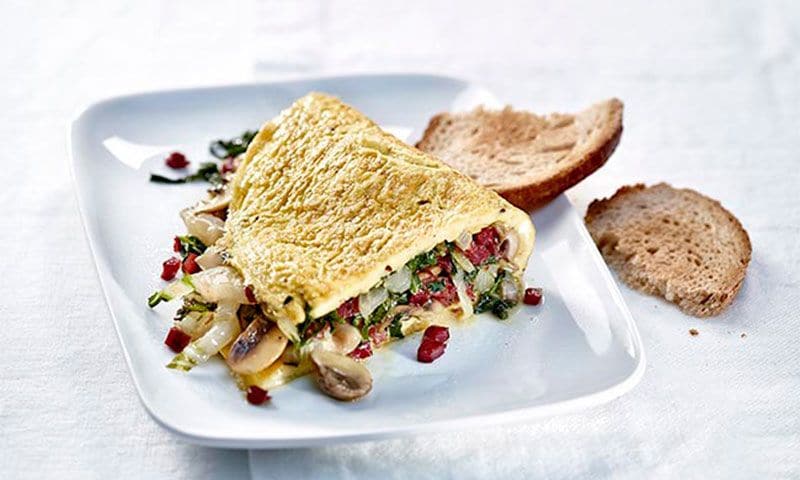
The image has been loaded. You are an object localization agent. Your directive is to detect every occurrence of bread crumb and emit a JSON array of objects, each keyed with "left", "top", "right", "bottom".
[
  {"left": 740, "top": 332, "right": 747, "bottom": 338},
  {"left": 689, "top": 328, "right": 699, "bottom": 336}
]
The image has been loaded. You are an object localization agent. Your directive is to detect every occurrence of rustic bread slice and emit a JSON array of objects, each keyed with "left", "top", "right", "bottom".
[
  {"left": 416, "top": 99, "right": 623, "bottom": 210},
  {"left": 585, "top": 183, "right": 751, "bottom": 317}
]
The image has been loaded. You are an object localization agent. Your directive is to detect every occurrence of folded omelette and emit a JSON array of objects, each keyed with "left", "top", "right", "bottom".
[
  {"left": 224, "top": 92, "right": 534, "bottom": 319},
  {"left": 152, "top": 92, "right": 535, "bottom": 401}
]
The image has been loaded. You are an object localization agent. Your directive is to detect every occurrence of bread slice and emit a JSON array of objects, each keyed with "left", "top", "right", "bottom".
[
  {"left": 585, "top": 183, "right": 751, "bottom": 317},
  {"left": 416, "top": 99, "right": 623, "bottom": 210}
]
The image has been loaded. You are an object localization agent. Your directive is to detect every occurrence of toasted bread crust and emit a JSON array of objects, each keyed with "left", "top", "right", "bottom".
[
  {"left": 585, "top": 183, "right": 751, "bottom": 317},
  {"left": 502, "top": 124, "right": 622, "bottom": 209},
  {"left": 416, "top": 99, "right": 623, "bottom": 211}
]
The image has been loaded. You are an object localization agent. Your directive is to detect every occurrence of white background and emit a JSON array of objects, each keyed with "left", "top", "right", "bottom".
[{"left": 2, "top": 0, "right": 798, "bottom": 478}]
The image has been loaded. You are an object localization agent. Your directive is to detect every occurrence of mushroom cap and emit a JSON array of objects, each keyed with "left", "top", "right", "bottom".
[
  {"left": 310, "top": 349, "right": 373, "bottom": 401},
  {"left": 226, "top": 317, "right": 288, "bottom": 375}
]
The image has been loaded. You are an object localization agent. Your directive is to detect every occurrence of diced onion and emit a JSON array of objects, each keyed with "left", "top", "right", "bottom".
[
  {"left": 474, "top": 268, "right": 496, "bottom": 294},
  {"left": 191, "top": 266, "right": 248, "bottom": 304},
  {"left": 451, "top": 248, "right": 476, "bottom": 273},
  {"left": 455, "top": 230, "right": 472, "bottom": 250},
  {"left": 195, "top": 247, "right": 225, "bottom": 270},
  {"left": 384, "top": 266, "right": 411, "bottom": 293},
  {"left": 500, "top": 279, "right": 520, "bottom": 302},
  {"left": 174, "top": 311, "right": 215, "bottom": 339},
  {"left": 452, "top": 270, "right": 474, "bottom": 318},
  {"left": 358, "top": 287, "right": 388, "bottom": 319},
  {"left": 161, "top": 275, "right": 195, "bottom": 301},
  {"left": 168, "top": 301, "right": 240, "bottom": 371}
]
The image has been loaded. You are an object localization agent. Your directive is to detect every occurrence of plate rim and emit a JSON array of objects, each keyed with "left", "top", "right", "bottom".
[{"left": 68, "top": 73, "right": 646, "bottom": 449}]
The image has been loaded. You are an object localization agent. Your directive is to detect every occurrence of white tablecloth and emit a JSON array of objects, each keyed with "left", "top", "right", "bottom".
[{"left": 2, "top": 1, "right": 798, "bottom": 478}]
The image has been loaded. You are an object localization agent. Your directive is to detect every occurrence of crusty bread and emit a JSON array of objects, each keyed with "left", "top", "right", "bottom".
[
  {"left": 416, "top": 99, "right": 623, "bottom": 210},
  {"left": 585, "top": 183, "right": 751, "bottom": 317}
]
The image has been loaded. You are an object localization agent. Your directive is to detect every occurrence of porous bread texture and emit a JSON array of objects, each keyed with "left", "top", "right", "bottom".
[
  {"left": 585, "top": 183, "right": 751, "bottom": 317},
  {"left": 416, "top": 99, "right": 623, "bottom": 210},
  {"left": 220, "top": 93, "right": 535, "bottom": 323}
]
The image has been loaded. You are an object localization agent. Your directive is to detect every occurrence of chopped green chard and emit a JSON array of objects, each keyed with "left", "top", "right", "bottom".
[
  {"left": 174, "top": 295, "right": 215, "bottom": 319},
  {"left": 148, "top": 275, "right": 195, "bottom": 308},
  {"left": 409, "top": 273, "right": 422, "bottom": 293},
  {"left": 209, "top": 130, "right": 258, "bottom": 159},
  {"left": 175, "top": 235, "right": 207, "bottom": 258},
  {"left": 472, "top": 270, "right": 518, "bottom": 320},
  {"left": 406, "top": 250, "right": 439, "bottom": 272},
  {"left": 150, "top": 162, "right": 223, "bottom": 188},
  {"left": 474, "top": 294, "right": 515, "bottom": 320},
  {"left": 388, "top": 315, "right": 405, "bottom": 339}
]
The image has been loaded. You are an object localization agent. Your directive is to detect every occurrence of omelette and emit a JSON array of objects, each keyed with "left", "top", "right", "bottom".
[{"left": 148, "top": 93, "right": 536, "bottom": 402}]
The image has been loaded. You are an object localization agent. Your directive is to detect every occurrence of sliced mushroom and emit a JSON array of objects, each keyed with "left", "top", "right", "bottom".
[
  {"left": 226, "top": 318, "right": 288, "bottom": 375},
  {"left": 236, "top": 304, "right": 260, "bottom": 330},
  {"left": 330, "top": 323, "right": 362, "bottom": 354},
  {"left": 499, "top": 230, "right": 520, "bottom": 260},
  {"left": 311, "top": 322, "right": 363, "bottom": 355},
  {"left": 310, "top": 349, "right": 373, "bottom": 401}
]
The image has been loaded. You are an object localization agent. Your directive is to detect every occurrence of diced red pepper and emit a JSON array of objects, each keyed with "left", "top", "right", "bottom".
[
  {"left": 523, "top": 287, "right": 543, "bottom": 305},
  {"left": 182, "top": 252, "right": 200, "bottom": 274},
  {"left": 368, "top": 324, "right": 389, "bottom": 347},
  {"left": 417, "top": 325, "right": 450, "bottom": 363},
  {"left": 437, "top": 255, "right": 453, "bottom": 274},
  {"left": 464, "top": 227, "right": 501, "bottom": 265},
  {"left": 173, "top": 236, "right": 181, "bottom": 253},
  {"left": 221, "top": 156, "right": 237, "bottom": 174},
  {"left": 161, "top": 257, "right": 181, "bottom": 281},
  {"left": 164, "top": 327, "right": 192, "bottom": 353},
  {"left": 307, "top": 322, "right": 329, "bottom": 340},
  {"left": 423, "top": 325, "right": 450, "bottom": 344},
  {"left": 431, "top": 279, "right": 458, "bottom": 306},
  {"left": 474, "top": 226, "right": 500, "bottom": 252},
  {"left": 165, "top": 151, "right": 189, "bottom": 169},
  {"left": 417, "top": 339, "right": 446, "bottom": 363},
  {"left": 337, "top": 297, "right": 360, "bottom": 319},
  {"left": 466, "top": 284, "right": 476, "bottom": 301},
  {"left": 244, "top": 285, "right": 257, "bottom": 304},
  {"left": 463, "top": 244, "right": 492, "bottom": 265},
  {"left": 349, "top": 342, "right": 373, "bottom": 359},
  {"left": 246, "top": 385, "right": 271, "bottom": 405},
  {"left": 409, "top": 290, "right": 431, "bottom": 307}
]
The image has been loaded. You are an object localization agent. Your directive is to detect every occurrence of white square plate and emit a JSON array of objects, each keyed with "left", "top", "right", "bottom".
[{"left": 70, "top": 74, "right": 645, "bottom": 448}]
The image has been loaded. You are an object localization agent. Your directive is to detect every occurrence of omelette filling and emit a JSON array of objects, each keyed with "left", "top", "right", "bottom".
[
  {"left": 297, "top": 224, "right": 524, "bottom": 352},
  {"left": 146, "top": 113, "right": 534, "bottom": 402},
  {"left": 149, "top": 187, "right": 524, "bottom": 397}
]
